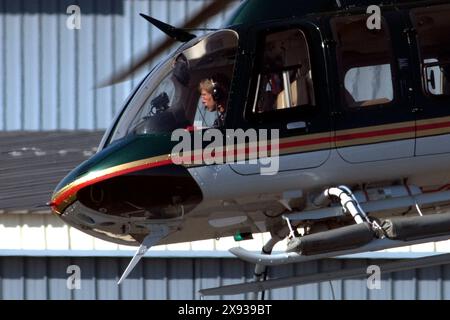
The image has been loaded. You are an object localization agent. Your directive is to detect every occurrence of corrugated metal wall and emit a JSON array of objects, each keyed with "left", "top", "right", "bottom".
[
  {"left": 1, "top": 256, "right": 450, "bottom": 300},
  {"left": 0, "top": 0, "right": 241, "bottom": 131},
  {"left": 3, "top": 213, "right": 450, "bottom": 254}
]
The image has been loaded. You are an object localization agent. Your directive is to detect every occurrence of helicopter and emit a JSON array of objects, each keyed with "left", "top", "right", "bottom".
[{"left": 50, "top": 0, "right": 450, "bottom": 296}]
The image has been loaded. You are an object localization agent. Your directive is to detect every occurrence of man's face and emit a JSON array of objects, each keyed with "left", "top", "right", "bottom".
[{"left": 201, "top": 89, "right": 216, "bottom": 112}]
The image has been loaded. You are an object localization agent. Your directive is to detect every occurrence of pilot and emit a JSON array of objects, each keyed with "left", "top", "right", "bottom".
[{"left": 199, "top": 76, "right": 229, "bottom": 128}]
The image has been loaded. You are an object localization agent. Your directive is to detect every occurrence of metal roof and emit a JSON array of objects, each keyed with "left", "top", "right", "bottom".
[{"left": 0, "top": 131, "right": 104, "bottom": 213}]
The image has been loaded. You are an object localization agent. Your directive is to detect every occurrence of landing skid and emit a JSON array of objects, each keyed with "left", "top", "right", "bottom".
[
  {"left": 200, "top": 186, "right": 450, "bottom": 298},
  {"left": 200, "top": 252, "right": 450, "bottom": 297},
  {"left": 229, "top": 233, "right": 450, "bottom": 267},
  {"left": 198, "top": 233, "right": 450, "bottom": 297}
]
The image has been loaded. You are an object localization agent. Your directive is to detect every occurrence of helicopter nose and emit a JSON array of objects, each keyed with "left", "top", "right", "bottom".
[
  {"left": 76, "top": 164, "right": 202, "bottom": 219},
  {"left": 51, "top": 134, "right": 203, "bottom": 218}
]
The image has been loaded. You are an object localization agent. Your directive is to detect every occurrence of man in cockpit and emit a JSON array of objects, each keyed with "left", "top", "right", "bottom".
[{"left": 199, "top": 76, "right": 229, "bottom": 128}]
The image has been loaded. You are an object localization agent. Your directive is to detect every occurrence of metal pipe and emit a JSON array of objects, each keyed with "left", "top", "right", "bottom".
[
  {"left": 249, "top": 235, "right": 282, "bottom": 300},
  {"left": 312, "top": 191, "right": 331, "bottom": 207},
  {"left": 325, "top": 187, "right": 366, "bottom": 224},
  {"left": 282, "top": 71, "right": 292, "bottom": 108},
  {"left": 230, "top": 232, "right": 450, "bottom": 267},
  {"left": 287, "top": 190, "right": 450, "bottom": 222},
  {"left": 363, "top": 190, "right": 450, "bottom": 212}
]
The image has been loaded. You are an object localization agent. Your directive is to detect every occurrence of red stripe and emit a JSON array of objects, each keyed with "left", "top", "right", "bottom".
[
  {"left": 335, "top": 125, "right": 415, "bottom": 142},
  {"left": 275, "top": 124, "right": 416, "bottom": 149},
  {"left": 53, "top": 159, "right": 172, "bottom": 207},
  {"left": 280, "top": 136, "right": 333, "bottom": 149},
  {"left": 53, "top": 120, "right": 450, "bottom": 212},
  {"left": 417, "top": 121, "right": 450, "bottom": 132}
]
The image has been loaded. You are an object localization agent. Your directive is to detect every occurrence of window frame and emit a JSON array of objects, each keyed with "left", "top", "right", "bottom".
[
  {"left": 330, "top": 14, "right": 399, "bottom": 111},
  {"left": 410, "top": 4, "right": 450, "bottom": 99},
  {"left": 244, "top": 24, "right": 320, "bottom": 124}
]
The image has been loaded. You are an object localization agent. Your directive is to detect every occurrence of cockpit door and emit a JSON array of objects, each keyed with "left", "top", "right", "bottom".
[{"left": 229, "top": 20, "right": 332, "bottom": 175}]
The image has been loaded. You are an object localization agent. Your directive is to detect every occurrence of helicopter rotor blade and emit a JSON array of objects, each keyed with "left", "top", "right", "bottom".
[
  {"left": 97, "top": 0, "right": 233, "bottom": 88},
  {"left": 139, "top": 14, "right": 196, "bottom": 43}
]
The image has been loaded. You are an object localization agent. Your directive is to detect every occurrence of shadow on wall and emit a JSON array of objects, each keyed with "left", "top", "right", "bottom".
[{"left": 0, "top": 0, "right": 124, "bottom": 15}]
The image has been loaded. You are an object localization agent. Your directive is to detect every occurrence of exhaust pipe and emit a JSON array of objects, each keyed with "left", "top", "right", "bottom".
[
  {"left": 382, "top": 212, "right": 450, "bottom": 241},
  {"left": 287, "top": 222, "right": 374, "bottom": 255}
]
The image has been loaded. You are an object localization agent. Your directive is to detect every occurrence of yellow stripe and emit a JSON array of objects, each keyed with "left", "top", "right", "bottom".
[
  {"left": 54, "top": 116, "right": 450, "bottom": 202},
  {"left": 336, "top": 132, "right": 415, "bottom": 148},
  {"left": 417, "top": 115, "right": 450, "bottom": 126},
  {"left": 53, "top": 154, "right": 170, "bottom": 200},
  {"left": 336, "top": 120, "right": 416, "bottom": 136}
]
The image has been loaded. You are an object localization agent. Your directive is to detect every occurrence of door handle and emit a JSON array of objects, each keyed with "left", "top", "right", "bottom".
[{"left": 287, "top": 121, "right": 307, "bottom": 130}]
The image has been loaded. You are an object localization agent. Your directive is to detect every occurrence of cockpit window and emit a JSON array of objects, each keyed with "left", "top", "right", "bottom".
[
  {"left": 107, "top": 30, "right": 238, "bottom": 143},
  {"left": 253, "top": 29, "right": 316, "bottom": 114},
  {"left": 331, "top": 15, "right": 395, "bottom": 108}
]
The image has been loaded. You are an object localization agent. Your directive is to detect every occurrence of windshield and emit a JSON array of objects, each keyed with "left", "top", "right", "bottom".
[{"left": 108, "top": 30, "right": 239, "bottom": 143}]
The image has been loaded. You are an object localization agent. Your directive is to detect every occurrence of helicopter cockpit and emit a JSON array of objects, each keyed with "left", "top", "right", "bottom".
[{"left": 107, "top": 29, "right": 238, "bottom": 144}]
